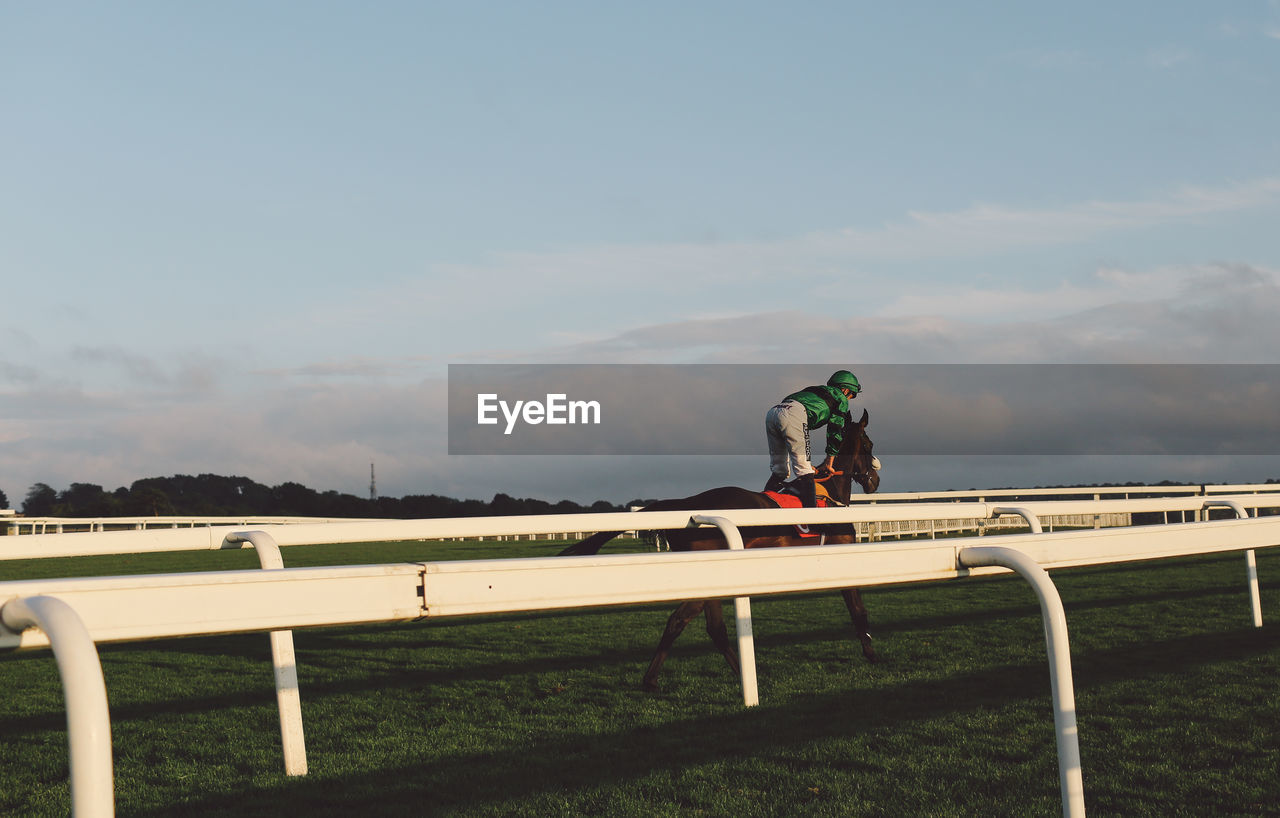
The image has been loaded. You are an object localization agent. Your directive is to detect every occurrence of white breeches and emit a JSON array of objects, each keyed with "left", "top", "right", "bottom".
[{"left": 765, "top": 400, "right": 815, "bottom": 479}]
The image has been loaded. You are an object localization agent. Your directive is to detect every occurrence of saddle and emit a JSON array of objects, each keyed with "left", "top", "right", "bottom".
[
  {"left": 763, "top": 486, "right": 835, "bottom": 538},
  {"left": 765, "top": 479, "right": 837, "bottom": 503}
]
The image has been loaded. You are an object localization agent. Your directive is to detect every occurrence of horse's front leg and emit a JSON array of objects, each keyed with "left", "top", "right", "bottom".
[
  {"left": 703, "top": 600, "right": 741, "bottom": 676},
  {"left": 642, "top": 600, "right": 706, "bottom": 692},
  {"left": 840, "top": 588, "right": 878, "bottom": 662}
]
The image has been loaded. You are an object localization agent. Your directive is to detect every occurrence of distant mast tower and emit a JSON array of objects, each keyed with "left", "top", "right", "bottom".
[{"left": 369, "top": 462, "right": 377, "bottom": 501}]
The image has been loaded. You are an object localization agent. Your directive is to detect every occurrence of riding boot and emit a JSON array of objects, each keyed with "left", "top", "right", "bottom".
[
  {"left": 795, "top": 474, "right": 818, "bottom": 508},
  {"left": 763, "top": 473, "right": 787, "bottom": 493}
]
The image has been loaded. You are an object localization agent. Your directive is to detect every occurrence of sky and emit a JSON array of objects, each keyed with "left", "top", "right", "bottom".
[{"left": 3, "top": 2, "right": 1280, "bottom": 507}]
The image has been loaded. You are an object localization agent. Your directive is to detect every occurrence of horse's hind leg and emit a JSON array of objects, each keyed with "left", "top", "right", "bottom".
[
  {"left": 703, "top": 600, "right": 741, "bottom": 676},
  {"left": 641, "top": 600, "right": 706, "bottom": 692},
  {"left": 841, "top": 588, "right": 878, "bottom": 663}
]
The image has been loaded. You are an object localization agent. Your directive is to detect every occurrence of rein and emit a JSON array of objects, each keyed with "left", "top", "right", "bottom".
[
  {"left": 815, "top": 468, "right": 873, "bottom": 482},
  {"left": 816, "top": 466, "right": 873, "bottom": 496}
]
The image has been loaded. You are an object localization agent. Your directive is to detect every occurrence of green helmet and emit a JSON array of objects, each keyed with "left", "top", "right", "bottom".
[{"left": 827, "top": 369, "right": 861, "bottom": 395}]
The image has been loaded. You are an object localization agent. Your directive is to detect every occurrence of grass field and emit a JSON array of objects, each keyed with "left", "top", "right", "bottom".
[{"left": 2, "top": 536, "right": 1279, "bottom": 816}]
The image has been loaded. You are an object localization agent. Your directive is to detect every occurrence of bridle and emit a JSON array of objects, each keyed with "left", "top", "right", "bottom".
[
  {"left": 816, "top": 413, "right": 879, "bottom": 496},
  {"left": 817, "top": 438, "right": 879, "bottom": 495}
]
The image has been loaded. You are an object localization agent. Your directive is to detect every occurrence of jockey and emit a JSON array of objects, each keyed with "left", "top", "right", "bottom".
[{"left": 764, "top": 369, "right": 861, "bottom": 507}]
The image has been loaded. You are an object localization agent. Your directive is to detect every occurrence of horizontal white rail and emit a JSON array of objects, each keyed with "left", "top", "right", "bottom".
[
  {"left": 4, "top": 515, "right": 385, "bottom": 536},
  {"left": 849, "top": 482, "right": 1280, "bottom": 502},
  {"left": 5, "top": 516, "right": 1278, "bottom": 651},
  {"left": 987, "top": 516, "right": 1280, "bottom": 571},
  {"left": 0, "top": 564, "right": 424, "bottom": 650}
]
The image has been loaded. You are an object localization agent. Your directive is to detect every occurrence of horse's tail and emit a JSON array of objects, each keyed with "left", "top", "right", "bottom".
[
  {"left": 559, "top": 488, "right": 768, "bottom": 556},
  {"left": 558, "top": 530, "right": 623, "bottom": 556}
]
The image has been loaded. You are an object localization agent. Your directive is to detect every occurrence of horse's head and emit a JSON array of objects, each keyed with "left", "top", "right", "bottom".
[{"left": 832, "top": 408, "right": 880, "bottom": 497}]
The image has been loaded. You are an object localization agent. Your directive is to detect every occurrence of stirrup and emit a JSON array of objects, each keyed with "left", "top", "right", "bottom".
[{"left": 763, "top": 474, "right": 787, "bottom": 493}]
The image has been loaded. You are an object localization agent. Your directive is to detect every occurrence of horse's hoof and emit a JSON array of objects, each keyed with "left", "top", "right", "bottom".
[{"left": 641, "top": 679, "right": 661, "bottom": 693}]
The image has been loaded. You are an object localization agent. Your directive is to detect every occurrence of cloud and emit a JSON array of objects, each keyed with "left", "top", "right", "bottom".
[
  {"left": 2, "top": 327, "right": 37, "bottom": 354},
  {"left": 879, "top": 261, "right": 1278, "bottom": 324},
  {"left": 332, "top": 178, "right": 1280, "bottom": 313},
  {"left": 1, "top": 360, "right": 42, "bottom": 386},
  {"left": 847, "top": 178, "right": 1280, "bottom": 257},
  {"left": 70, "top": 346, "right": 169, "bottom": 385},
  {"left": 62, "top": 346, "right": 225, "bottom": 395},
  {"left": 10, "top": 259, "right": 1274, "bottom": 502},
  {"left": 1147, "top": 46, "right": 1193, "bottom": 69},
  {"left": 841, "top": 178, "right": 1261, "bottom": 256},
  {"left": 522, "top": 262, "right": 1279, "bottom": 365},
  {"left": 266, "top": 176, "right": 1280, "bottom": 369},
  {"left": 254, "top": 357, "right": 414, "bottom": 379}
]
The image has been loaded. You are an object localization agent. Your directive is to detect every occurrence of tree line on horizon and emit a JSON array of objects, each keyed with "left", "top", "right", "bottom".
[
  {"left": 4, "top": 474, "right": 1280, "bottom": 520},
  {"left": 1, "top": 474, "right": 637, "bottom": 519}
]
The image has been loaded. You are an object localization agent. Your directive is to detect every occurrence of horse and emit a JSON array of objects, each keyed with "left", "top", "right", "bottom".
[{"left": 559, "top": 408, "right": 881, "bottom": 692}]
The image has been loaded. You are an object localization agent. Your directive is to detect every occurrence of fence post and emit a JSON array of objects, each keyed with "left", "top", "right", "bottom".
[
  {"left": 1201, "top": 500, "right": 1262, "bottom": 627},
  {"left": 689, "top": 515, "right": 759, "bottom": 707},
  {"left": 991, "top": 507, "right": 1043, "bottom": 534},
  {"left": 1, "top": 595, "right": 114, "bottom": 818},
  {"left": 958, "top": 546, "right": 1084, "bottom": 818},
  {"left": 224, "top": 531, "right": 308, "bottom": 775}
]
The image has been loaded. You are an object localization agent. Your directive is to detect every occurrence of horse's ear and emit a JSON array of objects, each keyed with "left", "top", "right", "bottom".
[{"left": 858, "top": 408, "right": 869, "bottom": 427}]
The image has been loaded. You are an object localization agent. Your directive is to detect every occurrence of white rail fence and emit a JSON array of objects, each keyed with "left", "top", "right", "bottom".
[
  {"left": 1, "top": 515, "right": 384, "bottom": 536},
  {"left": 7, "top": 482, "right": 1278, "bottom": 539},
  {"left": 3, "top": 498, "right": 1280, "bottom": 817}
]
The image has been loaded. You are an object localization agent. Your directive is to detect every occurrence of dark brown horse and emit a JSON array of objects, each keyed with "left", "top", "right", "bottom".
[{"left": 560, "top": 408, "right": 881, "bottom": 691}]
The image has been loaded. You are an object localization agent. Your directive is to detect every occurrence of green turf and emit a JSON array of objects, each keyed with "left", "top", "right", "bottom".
[{"left": 2, "top": 537, "right": 1278, "bottom": 816}]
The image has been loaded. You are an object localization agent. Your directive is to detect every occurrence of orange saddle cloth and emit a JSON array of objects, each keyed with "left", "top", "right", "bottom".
[{"left": 763, "top": 490, "right": 829, "bottom": 537}]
